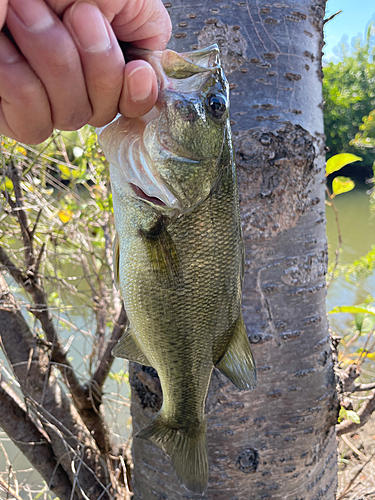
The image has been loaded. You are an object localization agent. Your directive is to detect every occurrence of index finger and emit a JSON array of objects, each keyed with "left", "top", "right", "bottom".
[{"left": 47, "top": 0, "right": 171, "bottom": 50}]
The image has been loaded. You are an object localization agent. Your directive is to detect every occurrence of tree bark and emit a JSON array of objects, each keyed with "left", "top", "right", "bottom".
[{"left": 130, "top": 1, "right": 338, "bottom": 499}]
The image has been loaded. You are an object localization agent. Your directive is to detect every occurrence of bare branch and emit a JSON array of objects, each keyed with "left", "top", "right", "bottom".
[
  {"left": 323, "top": 10, "right": 342, "bottom": 26},
  {"left": 326, "top": 186, "right": 342, "bottom": 288},
  {"left": 0, "top": 377, "right": 75, "bottom": 500},
  {"left": 337, "top": 450, "right": 375, "bottom": 500},
  {"left": 0, "top": 246, "right": 30, "bottom": 289},
  {"left": 6, "top": 162, "right": 33, "bottom": 267},
  {"left": 0, "top": 476, "right": 23, "bottom": 500},
  {"left": 30, "top": 208, "right": 43, "bottom": 240},
  {"left": 102, "top": 215, "right": 121, "bottom": 317},
  {"left": 353, "top": 382, "right": 375, "bottom": 392},
  {"left": 92, "top": 305, "right": 128, "bottom": 391},
  {"left": 0, "top": 274, "right": 112, "bottom": 499}
]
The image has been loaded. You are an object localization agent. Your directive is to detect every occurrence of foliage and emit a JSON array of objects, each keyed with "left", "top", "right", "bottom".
[
  {"left": 0, "top": 129, "right": 130, "bottom": 499},
  {"left": 325, "top": 153, "right": 362, "bottom": 177},
  {"left": 325, "top": 153, "right": 359, "bottom": 197},
  {"left": 323, "top": 23, "right": 375, "bottom": 167}
]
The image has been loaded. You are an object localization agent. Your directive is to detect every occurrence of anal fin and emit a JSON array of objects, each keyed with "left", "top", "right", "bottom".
[
  {"left": 216, "top": 313, "right": 257, "bottom": 390},
  {"left": 112, "top": 326, "right": 151, "bottom": 366}
]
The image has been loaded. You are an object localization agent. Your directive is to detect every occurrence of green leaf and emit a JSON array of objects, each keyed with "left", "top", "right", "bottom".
[
  {"left": 338, "top": 407, "right": 361, "bottom": 424},
  {"left": 325, "top": 153, "right": 362, "bottom": 176},
  {"left": 0, "top": 176, "right": 13, "bottom": 191},
  {"left": 329, "top": 305, "right": 375, "bottom": 315},
  {"left": 58, "top": 164, "right": 71, "bottom": 180},
  {"left": 331, "top": 176, "right": 355, "bottom": 197},
  {"left": 345, "top": 410, "right": 361, "bottom": 424}
]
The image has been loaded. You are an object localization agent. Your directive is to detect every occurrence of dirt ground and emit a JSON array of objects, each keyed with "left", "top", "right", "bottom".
[{"left": 337, "top": 413, "right": 375, "bottom": 499}]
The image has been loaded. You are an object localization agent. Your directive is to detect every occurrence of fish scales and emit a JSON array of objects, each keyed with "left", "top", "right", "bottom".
[{"left": 97, "top": 44, "right": 256, "bottom": 494}]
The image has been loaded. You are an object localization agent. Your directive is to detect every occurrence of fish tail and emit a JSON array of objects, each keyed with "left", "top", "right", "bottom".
[{"left": 136, "top": 415, "right": 208, "bottom": 494}]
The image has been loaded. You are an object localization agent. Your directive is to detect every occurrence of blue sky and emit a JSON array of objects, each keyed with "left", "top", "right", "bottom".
[{"left": 324, "top": 0, "right": 375, "bottom": 60}]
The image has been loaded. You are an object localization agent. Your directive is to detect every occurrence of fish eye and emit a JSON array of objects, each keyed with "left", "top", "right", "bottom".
[{"left": 205, "top": 94, "right": 227, "bottom": 120}]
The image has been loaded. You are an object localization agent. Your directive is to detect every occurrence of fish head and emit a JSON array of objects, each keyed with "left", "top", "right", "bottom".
[{"left": 97, "top": 45, "right": 231, "bottom": 214}]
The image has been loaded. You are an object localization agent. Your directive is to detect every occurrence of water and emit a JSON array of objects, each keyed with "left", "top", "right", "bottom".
[{"left": 326, "top": 185, "right": 375, "bottom": 335}]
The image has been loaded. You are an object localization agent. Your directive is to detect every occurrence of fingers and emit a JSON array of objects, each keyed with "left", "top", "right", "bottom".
[
  {"left": 63, "top": 2, "right": 125, "bottom": 127},
  {"left": 0, "top": 0, "right": 7, "bottom": 29},
  {"left": 0, "top": 33, "right": 52, "bottom": 143},
  {"left": 64, "top": 1, "right": 159, "bottom": 122},
  {"left": 6, "top": 0, "right": 91, "bottom": 132},
  {"left": 0, "top": 0, "right": 171, "bottom": 144},
  {"left": 111, "top": 0, "right": 172, "bottom": 50},
  {"left": 48, "top": 0, "right": 172, "bottom": 50},
  {"left": 119, "top": 60, "right": 158, "bottom": 118}
]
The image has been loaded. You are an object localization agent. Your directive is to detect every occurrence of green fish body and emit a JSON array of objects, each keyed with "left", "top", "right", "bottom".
[{"left": 97, "top": 45, "right": 256, "bottom": 494}]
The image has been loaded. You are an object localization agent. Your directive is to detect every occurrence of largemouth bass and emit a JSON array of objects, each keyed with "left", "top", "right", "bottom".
[{"left": 97, "top": 45, "right": 256, "bottom": 494}]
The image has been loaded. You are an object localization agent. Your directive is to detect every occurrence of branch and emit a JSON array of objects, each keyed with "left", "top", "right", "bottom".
[
  {"left": 0, "top": 476, "right": 23, "bottom": 500},
  {"left": 353, "top": 382, "right": 375, "bottom": 392},
  {"left": 0, "top": 246, "right": 30, "bottom": 290},
  {"left": 323, "top": 10, "right": 342, "bottom": 26},
  {"left": 326, "top": 187, "right": 342, "bottom": 288},
  {"left": 0, "top": 377, "right": 75, "bottom": 500},
  {"left": 6, "top": 162, "right": 34, "bottom": 268},
  {"left": 0, "top": 274, "right": 111, "bottom": 499},
  {"left": 91, "top": 304, "right": 128, "bottom": 391},
  {"left": 336, "top": 390, "right": 375, "bottom": 436},
  {"left": 337, "top": 450, "right": 375, "bottom": 500},
  {"left": 0, "top": 248, "right": 88, "bottom": 407}
]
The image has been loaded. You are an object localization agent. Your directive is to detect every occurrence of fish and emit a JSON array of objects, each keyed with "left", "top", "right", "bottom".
[{"left": 96, "top": 44, "right": 256, "bottom": 495}]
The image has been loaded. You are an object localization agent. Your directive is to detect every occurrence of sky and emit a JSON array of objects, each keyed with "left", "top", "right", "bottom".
[{"left": 324, "top": 0, "right": 375, "bottom": 61}]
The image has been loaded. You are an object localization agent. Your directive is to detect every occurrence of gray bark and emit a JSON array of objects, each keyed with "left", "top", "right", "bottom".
[{"left": 130, "top": 1, "right": 338, "bottom": 499}]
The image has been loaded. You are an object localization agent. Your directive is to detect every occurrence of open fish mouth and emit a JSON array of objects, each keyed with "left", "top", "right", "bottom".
[{"left": 97, "top": 112, "right": 182, "bottom": 209}]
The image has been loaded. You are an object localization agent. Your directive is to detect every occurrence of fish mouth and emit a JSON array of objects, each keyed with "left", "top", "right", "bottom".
[
  {"left": 97, "top": 112, "right": 182, "bottom": 209},
  {"left": 129, "top": 183, "right": 166, "bottom": 206}
]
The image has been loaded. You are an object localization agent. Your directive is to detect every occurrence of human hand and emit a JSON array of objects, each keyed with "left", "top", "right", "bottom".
[
  {"left": 0, "top": 0, "right": 171, "bottom": 144},
  {"left": 0, "top": 0, "right": 7, "bottom": 28}
]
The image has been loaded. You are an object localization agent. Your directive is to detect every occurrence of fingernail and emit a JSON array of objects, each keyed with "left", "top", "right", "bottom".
[
  {"left": 10, "top": 0, "right": 54, "bottom": 32},
  {"left": 70, "top": 2, "right": 111, "bottom": 54},
  {"left": 0, "top": 34, "right": 20, "bottom": 63},
  {"left": 128, "top": 66, "right": 154, "bottom": 102}
]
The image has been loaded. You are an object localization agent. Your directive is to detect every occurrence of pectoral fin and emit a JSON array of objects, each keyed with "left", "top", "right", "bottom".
[
  {"left": 140, "top": 219, "right": 181, "bottom": 285},
  {"left": 216, "top": 313, "right": 257, "bottom": 390},
  {"left": 112, "top": 326, "right": 151, "bottom": 366}
]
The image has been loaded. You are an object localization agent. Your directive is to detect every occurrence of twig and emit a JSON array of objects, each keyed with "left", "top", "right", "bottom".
[
  {"left": 356, "top": 324, "right": 375, "bottom": 366},
  {"left": 0, "top": 476, "right": 23, "bottom": 500},
  {"left": 6, "top": 163, "right": 34, "bottom": 268},
  {"left": 341, "top": 435, "right": 368, "bottom": 461},
  {"left": 353, "top": 382, "right": 375, "bottom": 392},
  {"left": 326, "top": 186, "right": 342, "bottom": 287},
  {"left": 30, "top": 208, "right": 43, "bottom": 240},
  {"left": 337, "top": 450, "right": 375, "bottom": 500},
  {"left": 91, "top": 305, "right": 128, "bottom": 391},
  {"left": 323, "top": 10, "right": 342, "bottom": 25}
]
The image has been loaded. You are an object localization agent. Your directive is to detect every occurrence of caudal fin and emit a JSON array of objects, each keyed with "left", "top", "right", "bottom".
[{"left": 136, "top": 416, "right": 208, "bottom": 494}]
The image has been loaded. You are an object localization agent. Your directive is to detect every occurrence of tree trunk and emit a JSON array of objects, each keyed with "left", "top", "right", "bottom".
[{"left": 130, "top": 0, "right": 338, "bottom": 499}]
